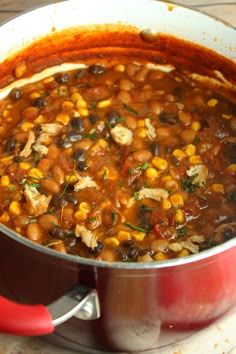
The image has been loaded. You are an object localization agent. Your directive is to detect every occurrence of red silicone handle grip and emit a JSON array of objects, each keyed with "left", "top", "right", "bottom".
[{"left": 0, "top": 296, "right": 54, "bottom": 336}]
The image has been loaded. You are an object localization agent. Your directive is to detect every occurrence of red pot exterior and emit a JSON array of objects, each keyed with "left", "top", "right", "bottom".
[{"left": 0, "top": 230, "right": 236, "bottom": 352}]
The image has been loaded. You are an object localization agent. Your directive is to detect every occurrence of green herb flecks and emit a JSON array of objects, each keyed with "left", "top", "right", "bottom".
[
  {"left": 177, "top": 228, "right": 188, "bottom": 238},
  {"left": 180, "top": 174, "right": 200, "bottom": 193},
  {"left": 111, "top": 210, "right": 117, "bottom": 226},
  {"left": 123, "top": 103, "right": 139, "bottom": 116},
  {"left": 84, "top": 128, "right": 97, "bottom": 140},
  {"left": 123, "top": 222, "right": 148, "bottom": 233}
]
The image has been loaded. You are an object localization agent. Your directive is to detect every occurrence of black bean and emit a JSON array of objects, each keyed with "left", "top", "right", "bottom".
[
  {"left": 66, "top": 193, "right": 78, "bottom": 205},
  {"left": 122, "top": 239, "right": 134, "bottom": 247},
  {"left": 57, "top": 140, "right": 72, "bottom": 149},
  {"left": 51, "top": 195, "right": 68, "bottom": 207},
  {"left": 159, "top": 112, "right": 177, "bottom": 125},
  {"left": 67, "top": 130, "right": 83, "bottom": 142},
  {"left": 64, "top": 238, "right": 77, "bottom": 247},
  {"left": 5, "top": 137, "right": 16, "bottom": 153},
  {"left": 89, "top": 113, "right": 100, "bottom": 125},
  {"left": 55, "top": 73, "right": 70, "bottom": 83},
  {"left": 74, "top": 69, "right": 86, "bottom": 80},
  {"left": 150, "top": 141, "right": 159, "bottom": 156},
  {"left": 88, "top": 64, "right": 106, "bottom": 75},
  {"left": 115, "top": 247, "right": 128, "bottom": 261},
  {"left": 9, "top": 88, "right": 22, "bottom": 101},
  {"left": 34, "top": 97, "right": 48, "bottom": 109},
  {"left": 13, "top": 156, "right": 24, "bottom": 163},
  {"left": 73, "top": 149, "right": 86, "bottom": 162},
  {"left": 71, "top": 117, "right": 85, "bottom": 131},
  {"left": 88, "top": 241, "right": 104, "bottom": 255},
  {"left": 49, "top": 227, "right": 65, "bottom": 239},
  {"left": 77, "top": 162, "right": 88, "bottom": 171},
  {"left": 127, "top": 245, "right": 139, "bottom": 259},
  {"left": 106, "top": 111, "right": 120, "bottom": 126}
]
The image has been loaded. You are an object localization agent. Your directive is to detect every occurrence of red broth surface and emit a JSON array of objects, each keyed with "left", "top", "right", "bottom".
[{"left": 0, "top": 61, "right": 235, "bottom": 262}]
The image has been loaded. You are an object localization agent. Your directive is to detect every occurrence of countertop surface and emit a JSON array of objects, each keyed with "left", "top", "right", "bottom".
[{"left": 0, "top": 1, "right": 236, "bottom": 353}]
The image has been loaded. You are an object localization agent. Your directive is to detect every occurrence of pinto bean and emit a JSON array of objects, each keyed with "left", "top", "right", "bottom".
[
  {"left": 26, "top": 222, "right": 42, "bottom": 241},
  {"left": 38, "top": 214, "right": 59, "bottom": 230},
  {"left": 180, "top": 129, "right": 196, "bottom": 144},
  {"left": 116, "top": 90, "right": 132, "bottom": 103},
  {"left": 40, "top": 178, "right": 60, "bottom": 195},
  {"left": 52, "top": 165, "right": 65, "bottom": 185},
  {"left": 132, "top": 149, "right": 152, "bottom": 162}
]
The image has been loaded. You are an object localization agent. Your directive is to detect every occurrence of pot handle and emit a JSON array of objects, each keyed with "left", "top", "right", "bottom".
[{"left": 0, "top": 284, "right": 100, "bottom": 336}]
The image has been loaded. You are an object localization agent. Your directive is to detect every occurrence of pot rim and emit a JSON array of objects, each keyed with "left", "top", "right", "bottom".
[
  {"left": 0, "top": 0, "right": 235, "bottom": 270},
  {"left": 1, "top": 222, "right": 235, "bottom": 269}
]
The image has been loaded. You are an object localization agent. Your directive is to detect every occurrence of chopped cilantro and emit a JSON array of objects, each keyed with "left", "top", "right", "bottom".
[
  {"left": 123, "top": 103, "right": 139, "bottom": 116},
  {"left": 123, "top": 222, "right": 148, "bottom": 233}
]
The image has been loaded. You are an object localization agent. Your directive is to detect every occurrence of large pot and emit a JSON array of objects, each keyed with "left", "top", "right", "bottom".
[{"left": 0, "top": 0, "right": 235, "bottom": 353}]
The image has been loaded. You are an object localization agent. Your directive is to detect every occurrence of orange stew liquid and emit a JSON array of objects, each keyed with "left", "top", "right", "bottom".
[{"left": 0, "top": 62, "right": 235, "bottom": 262}]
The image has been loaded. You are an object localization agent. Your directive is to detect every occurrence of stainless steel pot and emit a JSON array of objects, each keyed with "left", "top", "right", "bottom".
[{"left": 0, "top": 1, "right": 235, "bottom": 353}]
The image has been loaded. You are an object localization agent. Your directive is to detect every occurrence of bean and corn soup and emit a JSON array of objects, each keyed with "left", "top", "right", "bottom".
[{"left": 0, "top": 61, "right": 235, "bottom": 262}]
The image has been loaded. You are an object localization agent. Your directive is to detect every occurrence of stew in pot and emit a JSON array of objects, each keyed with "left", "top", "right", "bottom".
[{"left": 0, "top": 61, "right": 235, "bottom": 262}]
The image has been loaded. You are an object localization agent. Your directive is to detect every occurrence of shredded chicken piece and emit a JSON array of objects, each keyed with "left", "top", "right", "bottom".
[
  {"left": 169, "top": 242, "right": 183, "bottom": 252},
  {"left": 138, "top": 254, "right": 154, "bottom": 262},
  {"left": 75, "top": 224, "right": 98, "bottom": 249},
  {"left": 74, "top": 175, "right": 98, "bottom": 192},
  {"left": 33, "top": 142, "right": 49, "bottom": 156},
  {"left": 190, "top": 235, "right": 205, "bottom": 243},
  {"left": 180, "top": 239, "right": 199, "bottom": 254},
  {"left": 32, "top": 123, "right": 63, "bottom": 157},
  {"left": 110, "top": 125, "right": 133, "bottom": 146},
  {"left": 186, "top": 164, "right": 208, "bottom": 186},
  {"left": 214, "top": 221, "right": 236, "bottom": 243},
  {"left": 145, "top": 118, "right": 156, "bottom": 140},
  {"left": 127, "top": 188, "right": 169, "bottom": 207},
  {"left": 24, "top": 184, "right": 52, "bottom": 216},
  {"left": 19, "top": 130, "right": 35, "bottom": 158},
  {"left": 40, "top": 123, "right": 63, "bottom": 135}
]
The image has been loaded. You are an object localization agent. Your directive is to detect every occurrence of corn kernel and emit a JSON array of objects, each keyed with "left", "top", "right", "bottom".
[
  {"left": 211, "top": 183, "right": 224, "bottom": 193},
  {"left": 178, "top": 249, "right": 190, "bottom": 258},
  {"left": 78, "top": 108, "right": 89, "bottom": 117},
  {"left": 172, "top": 149, "right": 186, "bottom": 160},
  {"left": 207, "top": 98, "right": 218, "bottom": 107},
  {"left": 184, "top": 144, "right": 196, "bottom": 157},
  {"left": 191, "top": 121, "right": 201, "bottom": 132},
  {"left": 34, "top": 114, "right": 45, "bottom": 124},
  {"left": 153, "top": 251, "right": 168, "bottom": 261},
  {"left": 0, "top": 211, "right": 10, "bottom": 223},
  {"left": 79, "top": 202, "right": 91, "bottom": 212},
  {"left": 104, "top": 237, "right": 120, "bottom": 248},
  {"left": 145, "top": 167, "right": 159, "bottom": 179},
  {"left": 76, "top": 99, "right": 87, "bottom": 109},
  {"left": 170, "top": 194, "right": 184, "bottom": 207},
  {"left": 15, "top": 227, "right": 22, "bottom": 233},
  {"left": 97, "top": 99, "right": 112, "bottom": 109},
  {"left": 29, "top": 92, "right": 41, "bottom": 100},
  {"left": 43, "top": 76, "right": 54, "bottom": 85},
  {"left": 65, "top": 174, "right": 77, "bottom": 183},
  {"left": 9, "top": 201, "right": 21, "bottom": 216},
  {"left": 28, "top": 168, "right": 44, "bottom": 180},
  {"left": 189, "top": 155, "right": 202, "bottom": 165},
  {"left": 117, "top": 230, "right": 131, "bottom": 242},
  {"left": 152, "top": 157, "right": 168, "bottom": 170},
  {"left": 100, "top": 200, "right": 112, "bottom": 209},
  {"left": 74, "top": 210, "right": 88, "bottom": 222},
  {"left": 162, "top": 198, "right": 172, "bottom": 210},
  {"left": 132, "top": 231, "right": 146, "bottom": 242},
  {"left": 3, "top": 110, "right": 10, "bottom": 118},
  {"left": 14, "top": 62, "right": 27, "bottom": 78},
  {"left": 175, "top": 208, "right": 186, "bottom": 224},
  {"left": 62, "top": 101, "right": 74, "bottom": 109},
  {"left": 21, "top": 122, "right": 35, "bottom": 132},
  {"left": 19, "top": 162, "right": 32, "bottom": 170},
  {"left": 226, "top": 164, "right": 236, "bottom": 174},
  {"left": 114, "top": 64, "right": 126, "bottom": 72},
  {"left": 137, "top": 128, "right": 147, "bottom": 138},
  {"left": 137, "top": 120, "right": 145, "bottom": 127},
  {"left": 56, "top": 113, "right": 70, "bottom": 125},
  {"left": 0, "top": 175, "right": 10, "bottom": 187}
]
